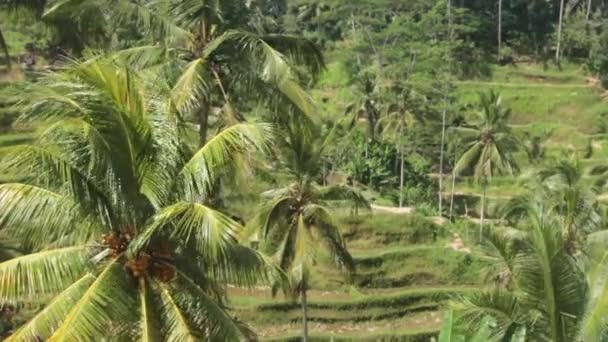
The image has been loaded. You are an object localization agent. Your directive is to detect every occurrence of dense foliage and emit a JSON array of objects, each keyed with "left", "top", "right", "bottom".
[{"left": 2, "top": 0, "right": 608, "bottom": 341}]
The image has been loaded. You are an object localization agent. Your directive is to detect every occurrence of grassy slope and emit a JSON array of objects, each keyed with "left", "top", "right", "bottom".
[{"left": 232, "top": 213, "right": 487, "bottom": 340}]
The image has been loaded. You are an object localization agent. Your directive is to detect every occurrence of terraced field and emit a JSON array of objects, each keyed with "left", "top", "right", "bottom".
[{"left": 230, "top": 213, "right": 487, "bottom": 341}]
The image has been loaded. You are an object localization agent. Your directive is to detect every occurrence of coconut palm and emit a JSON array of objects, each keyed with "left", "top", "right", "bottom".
[
  {"left": 254, "top": 121, "right": 369, "bottom": 342},
  {"left": 377, "top": 85, "right": 425, "bottom": 208},
  {"left": 0, "top": 60, "right": 272, "bottom": 340},
  {"left": 456, "top": 200, "right": 589, "bottom": 342},
  {"left": 346, "top": 74, "right": 382, "bottom": 143},
  {"left": 54, "top": 0, "right": 324, "bottom": 147},
  {"left": 457, "top": 195, "right": 608, "bottom": 341},
  {"left": 453, "top": 91, "right": 519, "bottom": 242},
  {"left": 504, "top": 158, "right": 603, "bottom": 255}
]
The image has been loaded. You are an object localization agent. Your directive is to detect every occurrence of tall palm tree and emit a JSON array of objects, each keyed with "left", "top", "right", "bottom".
[
  {"left": 0, "top": 60, "right": 271, "bottom": 340},
  {"left": 57, "top": 0, "right": 324, "bottom": 147},
  {"left": 346, "top": 73, "right": 382, "bottom": 144},
  {"left": 556, "top": 0, "right": 566, "bottom": 65},
  {"left": 0, "top": 27, "right": 9, "bottom": 69},
  {"left": 498, "top": 0, "right": 503, "bottom": 59},
  {"left": 254, "top": 121, "right": 369, "bottom": 342},
  {"left": 453, "top": 91, "right": 518, "bottom": 242},
  {"left": 377, "top": 85, "right": 425, "bottom": 208}
]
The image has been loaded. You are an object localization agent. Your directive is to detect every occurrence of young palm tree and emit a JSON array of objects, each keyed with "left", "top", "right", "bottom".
[
  {"left": 456, "top": 199, "right": 589, "bottom": 341},
  {"left": 504, "top": 159, "right": 603, "bottom": 255},
  {"left": 453, "top": 91, "right": 518, "bottom": 242},
  {"left": 0, "top": 60, "right": 272, "bottom": 340},
  {"left": 456, "top": 194, "right": 608, "bottom": 341},
  {"left": 254, "top": 121, "right": 369, "bottom": 342},
  {"left": 55, "top": 0, "right": 324, "bottom": 147}
]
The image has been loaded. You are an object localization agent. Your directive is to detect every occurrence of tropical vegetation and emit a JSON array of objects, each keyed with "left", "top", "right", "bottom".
[{"left": 1, "top": 0, "right": 608, "bottom": 341}]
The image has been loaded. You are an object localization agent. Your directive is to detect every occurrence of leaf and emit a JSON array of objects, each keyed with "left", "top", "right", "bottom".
[
  {"left": 154, "top": 281, "right": 200, "bottom": 341},
  {"left": 48, "top": 260, "right": 135, "bottom": 341},
  {"left": 6, "top": 274, "right": 96, "bottom": 341},
  {"left": 0, "top": 246, "right": 93, "bottom": 303},
  {"left": 130, "top": 202, "right": 242, "bottom": 263},
  {"left": 171, "top": 58, "right": 209, "bottom": 113},
  {"left": 172, "top": 268, "right": 254, "bottom": 341},
  {"left": 179, "top": 123, "right": 273, "bottom": 199},
  {"left": 138, "top": 277, "right": 162, "bottom": 342}
]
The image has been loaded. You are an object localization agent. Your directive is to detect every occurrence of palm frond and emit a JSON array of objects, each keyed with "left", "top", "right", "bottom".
[
  {"left": 305, "top": 204, "right": 355, "bottom": 273},
  {"left": 154, "top": 280, "right": 200, "bottom": 341},
  {"left": 172, "top": 267, "right": 255, "bottom": 341},
  {"left": 171, "top": 58, "right": 209, "bottom": 114},
  {"left": 0, "top": 183, "right": 102, "bottom": 248},
  {"left": 0, "top": 246, "right": 94, "bottom": 303},
  {"left": 7, "top": 274, "right": 96, "bottom": 341},
  {"left": 578, "top": 250, "right": 608, "bottom": 341},
  {"left": 138, "top": 277, "right": 162, "bottom": 342},
  {"left": 313, "top": 184, "right": 370, "bottom": 209},
  {"left": 179, "top": 123, "right": 273, "bottom": 200},
  {"left": 130, "top": 202, "right": 241, "bottom": 263},
  {"left": 456, "top": 289, "right": 525, "bottom": 341},
  {"left": 48, "top": 260, "right": 136, "bottom": 341},
  {"left": 0, "top": 145, "right": 114, "bottom": 225}
]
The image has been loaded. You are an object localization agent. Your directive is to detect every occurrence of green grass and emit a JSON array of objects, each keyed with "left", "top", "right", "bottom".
[{"left": 261, "top": 327, "right": 438, "bottom": 342}]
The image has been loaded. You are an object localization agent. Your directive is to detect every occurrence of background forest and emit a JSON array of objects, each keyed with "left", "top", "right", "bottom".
[{"left": 1, "top": 0, "right": 608, "bottom": 341}]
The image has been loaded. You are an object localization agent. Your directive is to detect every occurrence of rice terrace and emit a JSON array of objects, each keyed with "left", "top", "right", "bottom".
[{"left": 1, "top": 0, "right": 608, "bottom": 341}]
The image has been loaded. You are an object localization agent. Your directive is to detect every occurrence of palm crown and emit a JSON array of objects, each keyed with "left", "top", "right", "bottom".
[
  {"left": 256, "top": 121, "right": 369, "bottom": 295},
  {"left": 0, "top": 60, "right": 272, "bottom": 340},
  {"left": 454, "top": 91, "right": 518, "bottom": 182}
]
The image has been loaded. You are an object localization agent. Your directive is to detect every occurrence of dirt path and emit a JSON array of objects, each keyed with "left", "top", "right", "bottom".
[
  {"left": 252, "top": 311, "right": 442, "bottom": 339},
  {"left": 454, "top": 80, "right": 589, "bottom": 88},
  {"left": 371, "top": 204, "right": 414, "bottom": 214}
]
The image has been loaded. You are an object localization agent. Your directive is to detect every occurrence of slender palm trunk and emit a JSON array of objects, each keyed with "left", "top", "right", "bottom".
[
  {"left": 301, "top": 287, "right": 308, "bottom": 342},
  {"left": 480, "top": 180, "right": 487, "bottom": 243},
  {"left": 449, "top": 159, "right": 457, "bottom": 220},
  {"left": 197, "top": 103, "right": 209, "bottom": 147},
  {"left": 399, "top": 142, "right": 405, "bottom": 208},
  {"left": 586, "top": 0, "right": 592, "bottom": 20},
  {"left": 498, "top": 0, "right": 503, "bottom": 59},
  {"left": 0, "top": 27, "right": 10, "bottom": 70},
  {"left": 556, "top": 0, "right": 565, "bottom": 66},
  {"left": 398, "top": 121, "right": 405, "bottom": 208},
  {"left": 438, "top": 94, "right": 448, "bottom": 216}
]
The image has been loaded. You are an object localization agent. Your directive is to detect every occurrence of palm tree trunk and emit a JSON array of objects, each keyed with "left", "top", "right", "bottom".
[
  {"left": 399, "top": 142, "right": 405, "bottom": 208},
  {"left": 498, "top": 0, "right": 503, "bottom": 59},
  {"left": 301, "top": 287, "right": 308, "bottom": 342},
  {"left": 480, "top": 181, "right": 487, "bottom": 243},
  {"left": 556, "top": 0, "right": 565, "bottom": 66},
  {"left": 0, "top": 27, "right": 11, "bottom": 70},
  {"left": 438, "top": 93, "right": 448, "bottom": 216},
  {"left": 586, "top": 0, "right": 592, "bottom": 20},
  {"left": 197, "top": 103, "right": 210, "bottom": 147},
  {"left": 449, "top": 161, "right": 457, "bottom": 220}
]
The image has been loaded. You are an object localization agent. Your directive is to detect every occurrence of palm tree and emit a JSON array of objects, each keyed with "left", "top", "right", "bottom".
[
  {"left": 498, "top": 0, "right": 503, "bottom": 59},
  {"left": 456, "top": 198, "right": 608, "bottom": 341},
  {"left": 55, "top": 0, "right": 324, "bottom": 147},
  {"left": 556, "top": 0, "right": 566, "bottom": 65},
  {"left": 0, "top": 27, "right": 9, "bottom": 70},
  {"left": 254, "top": 121, "right": 369, "bottom": 341},
  {"left": 377, "top": 85, "right": 425, "bottom": 208},
  {"left": 506, "top": 159, "right": 603, "bottom": 255},
  {"left": 0, "top": 60, "right": 271, "bottom": 340},
  {"left": 346, "top": 73, "right": 382, "bottom": 144},
  {"left": 457, "top": 199, "right": 588, "bottom": 342},
  {"left": 453, "top": 91, "right": 518, "bottom": 242}
]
